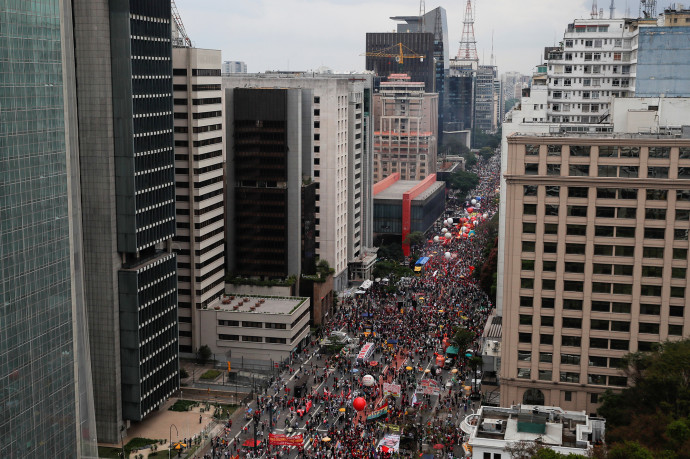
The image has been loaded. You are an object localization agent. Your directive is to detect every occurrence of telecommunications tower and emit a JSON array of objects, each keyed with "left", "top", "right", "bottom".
[{"left": 457, "top": 0, "right": 478, "bottom": 61}]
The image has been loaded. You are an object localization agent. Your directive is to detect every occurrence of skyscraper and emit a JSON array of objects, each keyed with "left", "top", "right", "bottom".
[
  {"left": 73, "top": 0, "right": 179, "bottom": 443},
  {"left": 0, "top": 1, "right": 97, "bottom": 457},
  {"left": 172, "top": 47, "right": 225, "bottom": 356}
]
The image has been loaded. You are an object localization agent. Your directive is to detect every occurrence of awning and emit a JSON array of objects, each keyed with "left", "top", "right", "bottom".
[{"left": 446, "top": 346, "right": 459, "bottom": 355}]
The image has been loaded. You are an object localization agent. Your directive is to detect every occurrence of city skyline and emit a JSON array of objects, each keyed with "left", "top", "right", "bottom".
[{"left": 175, "top": 0, "right": 677, "bottom": 75}]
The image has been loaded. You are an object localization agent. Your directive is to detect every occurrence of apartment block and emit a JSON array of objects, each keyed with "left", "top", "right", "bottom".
[
  {"left": 500, "top": 132, "right": 690, "bottom": 415},
  {"left": 373, "top": 74, "right": 439, "bottom": 182},
  {"left": 172, "top": 47, "right": 225, "bottom": 355}
]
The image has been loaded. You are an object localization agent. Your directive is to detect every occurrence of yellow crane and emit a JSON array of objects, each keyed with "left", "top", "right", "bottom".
[{"left": 362, "top": 42, "right": 425, "bottom": 64}]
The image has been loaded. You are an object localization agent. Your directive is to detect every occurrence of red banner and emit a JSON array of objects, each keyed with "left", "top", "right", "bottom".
[{"left": 269, "top": 434, "right": 303, "bottom": 446}]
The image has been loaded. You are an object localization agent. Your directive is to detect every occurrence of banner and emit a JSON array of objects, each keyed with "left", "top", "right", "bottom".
[
  {"left": 366, "top": 402, "right": 388, "bottom": 421},
  {"left": 376, "top": 434, "right": 400, "bottom": 453},
  {"left": 418, "top": 379, "right": 440, "bottom": 396},
  {"left": 357, "top": 342, "right": 375, "bottom": 362},
  {"left": 269, "top": 434, "right": 304, "bottom": 446},
  {"left": 383, "top": 382, "right": 401, "bottom": 397}
]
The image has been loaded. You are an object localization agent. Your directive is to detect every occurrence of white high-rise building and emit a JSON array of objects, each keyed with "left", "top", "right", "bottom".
[{"left": 222, "top": 60, "right": 247, "bottom": 74}]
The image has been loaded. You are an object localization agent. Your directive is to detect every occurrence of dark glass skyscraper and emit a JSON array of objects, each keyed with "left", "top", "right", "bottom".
[{"left": 0, "top": 0, "right": 97, "bottom": 457}]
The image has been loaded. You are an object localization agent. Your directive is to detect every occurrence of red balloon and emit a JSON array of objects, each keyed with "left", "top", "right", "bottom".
[
  {"left": 467, "top": 207, "right": 474, "bottom": 213},
  {"left": 353, "top": 397, "right": 366, "bottom": 412}
]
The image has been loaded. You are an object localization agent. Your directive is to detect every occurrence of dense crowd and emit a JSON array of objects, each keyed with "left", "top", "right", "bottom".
[{"left": 203, "top": 153, "right": 501, "bottom": 458}]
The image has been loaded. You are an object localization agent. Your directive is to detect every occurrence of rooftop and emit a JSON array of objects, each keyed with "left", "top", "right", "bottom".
[
  {"left": 469, "top": 405, "right": 605, "bottom": 450},
  {"left": 374, "top": 180, "right": 444, "bottom": 201},
  {"left": 208, "top": 294, "right": 308, "bottom": 315}
]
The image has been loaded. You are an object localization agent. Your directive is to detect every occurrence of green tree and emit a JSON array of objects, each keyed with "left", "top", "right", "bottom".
[
  {"left": 478, "top": 146, "right": 493, "bottom": 160},
  {"left": 451, "top": 328, "right": 474, "bottom": 353},
  {"left": 607, "top": 441, "right": 656, "bottom": 459},
  {"left": 445, "top": 169, "right": 479, "bottom": 198},
  {"left": 197, "top": 345, "right": 212, "bottom": 364}
]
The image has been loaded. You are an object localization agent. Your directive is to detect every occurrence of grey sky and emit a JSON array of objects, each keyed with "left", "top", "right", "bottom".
[{"left": 176, "top": 0, "right": 674, "bottom": 76}]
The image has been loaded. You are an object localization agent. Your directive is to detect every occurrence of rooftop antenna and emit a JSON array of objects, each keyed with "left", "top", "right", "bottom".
[
  {"left": 457, "top": 0, "right": 478, "bottom": 60},
  {"left": 171, "top": 0, "right": 192, "bottom": 47},
  {"left": 600, "top": 7, "right": 605, "bottom": 17},
  {"left": 591, "top": 0, "right": 599, "bottom": 18},
  {"left": 639, "top": 0, "right": 657, "bottom": 18},
  {"left": 610, "top": 0, "right": 616, "bottom": 18},
  {"left": 490, "top": 30, "right": 495, "bottom": 66},
  {"left": 419, "top": 0, "right": 425, "bottom": 31},
  {"left": 626, "top": 1, "right": 631, "bottom": 17}
]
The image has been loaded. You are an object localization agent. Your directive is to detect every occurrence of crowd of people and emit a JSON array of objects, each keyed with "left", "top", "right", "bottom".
[{"left": 202, "top": 153, "right": 501, "bottom": 458}]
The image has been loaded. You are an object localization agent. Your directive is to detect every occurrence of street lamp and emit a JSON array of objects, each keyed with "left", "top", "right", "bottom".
[{"left": 169, "top": 423, "right": 178, "bottom": 459}]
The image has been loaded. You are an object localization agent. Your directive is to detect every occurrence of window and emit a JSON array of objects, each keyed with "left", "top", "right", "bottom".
[
  {"left": 565, "top": 262, "right": 585, "bottom": 273},
  {"left": 543, "top": 260, "right": 557, "bottom": 271},
  {"left": 669, "top": 324, "right": 684, "bottom": 336},
  {"left": 621, "top": 146, "right": 640, "bottom": 158},
  {"left": 590, "top": 338, "right": 608, "bottom": 349},
  {"left": 543, "top": 242, "right": 558, "bottom": 253},
  {"left": 544, "top": 223, "right": 559, "bottom": 234},
  {"left": 648, "top": 167, "right": 669, "bottom": 179},
  {"left": 542, "top": 298, "right": 555, "bottom": 309},
  {"left": 525, "top": 144, "right": 539, "bottom": 155},
  {"left": 520, "top": 314, "right": 533, "bottom": 325},
  {"left": 539, "top": 370, "right": 553, "bottom": 381},
  {"left": 541, "top": 334, "right": 554, "bottom": 345},
  {"left": 561, "top": 353, "right": 581, "bottom": 365},
  {"left": 566, "top": 243, "right": 585, "bottom": 255},
  {"left": 676, "top": 209, "right": 690, "bottom": 221},
  {"left": 522, "top": 241, "right": 535, "bottom": 252},
  {"left": 546, "top": 164, "right": 561, "bottom": 176},
  {"left": 671, "top": 286, "right": 685, "bottom": 298},
  {"left": 523, "top": 222, "right": 536, "bottom": 233},
  {"left": 613, "top": 264, "right": 633, "bottom": 275},
  {"left": 673, "top": 248, "right": 687, "bottom": 259},
  {"left": 560, "top": 372, "right": 580, "bottom": 383},
  {"left": 562, "top": 317, "right": 582, "bottom": 329},
  {"left": 680, "top": 168, "right": 690, "bottom": 179},
  {"left": 568, "top": 187, "right": 588, "bottom": 198},
  {"left": 594, "top": 245, "right": 613, "bottom": 256},
  {"left": 569, "top": 145, "right": 590, "bottom": 157},
  {"left": 540, "top": 352, "right": 553, "bottom": 363},
  {"left": 545, "top": 205, "right": 559, "bottom": 216},
  {"left": 640, "top": 285, "right": 662, "bottom": 296},
  {"left": 517, "top": 368, "right": 531, "bottom": 379},
  {"left": 570, "top": 165, "right": 590, "bottom": 176},
  {"left": 524, "top": 185, "right": 538, "bottom": 196},
  {"left": 545, "top": 186, "right": 561, "bottom": 197},
  {"left": 641, "top": 266, "right": 663, "bottom": 278},
  {"left": 519, "top": 333, "right": 532, "bottom": 343},
  {"left": 520, "top": 296, "right": 533, "bottom": 307},
  {"left": 608, "top": 376, "right": 628, "bottom": 387},
  {"left": 525, "top": 163, "right": 539, "bottom": 175},
  {"left": 524, "top": 204, "right": 537, "bottom": 215},
  {"left": 547, "top": 145, "right": 561, "bottom": 156},
  {"left": 615, "top": 246, "right": 634, "bottom": 257},
  {"left": 563, "top": 299, "right": 583, "bottom": 310},
  {"left": 670, "top": 306, "right": 684, "bottom": 317},
  {"left": 648, "top": 146, "right": 670, "bottom": 158},
  {"left": 517, "top": 351, "right": 532, "bottom": 361},
  {"left": 565, "top": 391, "right": 572, "bottom": 402},
  {"left": 242, "top": 336, "right": 263, "bottom": 342},
  {"left": 644, "top": 228, "right": 665, "bottom": 239},
  {"left": 589, "top": 374, "right": 606, "bottom": 385},
  {"left": 646, "top": 208, "right": 668, "bottom": 221},
  {"left": 617, "top": 207, "right": 637, "bottom": 218},
  {"left": 521, "top": 260, "right": 535, "bottom": 271},
  {"left": 542, "top": 279, "right": 556, "bottom": 290},
  {"left": 611, "top": 320, "right": 630, "bottom": 332},
  {"left": 541, "top": 316, "right": 555, "bottom": 327},
  {"left": 595, "top": 226, "right": 614, "bottom": 237},
  {"left": 596, "top": 207, "right": 615, "bottom": 218},
  {"left": 672, "top": 267, "right": 686, "bottom": 278},
  {"left": 567, "top": 224, "right": 587, "bottom": 235},
  {"left": 647, "top": 189, "right": 668, "bottom": 201},
  {"left": 680, "top": 147, "right": 690, "bottom": 159}
]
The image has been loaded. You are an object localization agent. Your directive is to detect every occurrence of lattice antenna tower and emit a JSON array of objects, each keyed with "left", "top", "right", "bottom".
[
  {"left": 457, "top": 0, "right": 478, "bottom": 60},
  {"left": 171, "top": 0, "right": 192, "bottom": 48},
  {"left": 610, "top": 0, "right": 616, "bottom": 18},
  {"left": 639, "top": 0, "right": 657, "bottom": 18},
  {"left": 591, "top": 0, "right": 599, "bottom": 18}
]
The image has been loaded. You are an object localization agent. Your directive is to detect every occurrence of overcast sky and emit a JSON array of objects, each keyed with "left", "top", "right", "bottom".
[{"left": 175, "top": 0, "right": 674, "bottom": 76}]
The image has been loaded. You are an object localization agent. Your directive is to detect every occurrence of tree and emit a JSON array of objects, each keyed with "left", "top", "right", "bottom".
[
  {"left": 445, "top": 169, "right": 479, "bottom": 198},
  {"left": 478, "top": 146, "right": 493, "bottom": 160},
  {"left": 403, "top": 231, "right": 425, "bottom": 248},
  {"left": 597, "top": 338, "right": 690, "bottom": 456},
  {"left": 505, "top": 442, "right": 588, "bottom": 459},
  {"left": 451, "top": 328, "right": 474, "bottom": 353},
  {"left": 197, "top": 345, "right": 212, "bottom": 364},
  {"left": 606, "top": 441, "right": 655, "bottom": 459}
]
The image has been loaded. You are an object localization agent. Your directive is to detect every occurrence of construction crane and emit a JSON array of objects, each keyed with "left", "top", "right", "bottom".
[
  {"left": 171, "top": 0, "right": 192, "bottom": 48},
  {"left": 362, "top": 42, "right": 425, "bottom": 64}
]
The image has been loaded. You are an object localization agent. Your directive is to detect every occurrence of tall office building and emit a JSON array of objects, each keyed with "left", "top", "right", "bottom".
[
  {"left": 73, "top": 0, "right": 179, "bottom": 443},
  {"left": 372, "top": 74, "right": 439, "bottom": 182},
  {"left": 223, "top": 73, "right": 374, "bottom": 290},
  {"left": 224, "top": 87, "right": 311, "bottom": 280},
  {"left": 445, "top": 60, "right": 476, "bottom": 133},
  {"left": 500, "top": 130, "right": 690, "bottom": 415},
  {"left": 475, "top": 65, "right": 499, "bottom": 133},
  {"left": 172, "top": 47, "right": 225, "bottom": 355},
  {"left": 0, "top": 1, "right": 98, "bottom": 457}
]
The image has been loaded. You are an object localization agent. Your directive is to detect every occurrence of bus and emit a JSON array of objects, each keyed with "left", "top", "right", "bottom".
[{"left": 414, "top": 257, "right": 429, "bottom": 276}]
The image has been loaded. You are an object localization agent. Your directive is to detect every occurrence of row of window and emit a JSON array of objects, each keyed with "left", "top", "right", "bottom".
[
  {"left": 525, "top": 186, "right": 690, "bottom": 201},
  {"left": 519, "top": 297, "right": 686, "bottom": 317},
  {"left": 519, "top": 314, "right": 682, "bottom": 334},
  {"left": 520, "top": 276, "right": 685, "bottom": 297},
  {"left": 218, "top": 334, "right": 287, "bottom": 344},
  {"left": 519, "top": 350, "right": 623, "bottom": 368},
  {"left": 522, "top": 258, "right": 687, "bottom": 279},
  {"left": 525, "top": 164, "right": 690, "bottom": 179},
  {"left": 517, "top": 368, "right": 628, "bottom": 387},
  {"left": 526, "top": 144, "right": 690, "bottom": 159},
  {"left": 217, "top": 319, "right": 288, "bottom": 329}
]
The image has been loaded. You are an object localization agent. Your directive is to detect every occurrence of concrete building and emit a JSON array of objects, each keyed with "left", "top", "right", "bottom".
[
  {"left": 464, "top": 405, "right": 605, "bottom": 459},
  {"left": 199, "top": 294, "right": 311, "bottom": 368},
  {"left": 475, "top": 65, "right": 499, "bottom": 133},
  {"left": 500, "top": 130, "right": 690, "bottom": 415},
  {"left": 172, "top": 47, "right": 225, "bottom": 355},
  {"left": 445, "top": 60, "right": 476, "bottom": 133},
  {"left": 0, "top": 1, "right": 98, "bottom": 456},
  {"left": 73, "top": 0, "right": 179, "bottom": 442},
  {"left": 373, "top": 174, "right": 446, "bottom": 256},
  {"left": 373, "top": 74, "right": 439, "bottom": 182},
  {"left": 222, "top": 60, "right": 247, "bottom": 74},
  {"left": 223, "top": 73, "right": 374, "bottom": 291}
]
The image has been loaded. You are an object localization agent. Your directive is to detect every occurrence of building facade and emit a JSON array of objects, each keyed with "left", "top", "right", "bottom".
[
  {"left": 500, "top": 133, "right": 690, "bottom": 415},
  {"left": 373, "top": 74, "right": 439, "bottom": 182},
  {"left": 172, "top": 47, "right": 225, "bottom": 355},
  {"left": 73, "top": 0, "right": 179, "bottom": 442},
  {"left": 366, "top": 32, "right": 436, "bottom": 94},
  {"left": 475, "top": 65, "right": 499, "bottom": 133},
  {"left": 222, "top": 60, "right": 247, "bottom": 74},
  {"left": 0, "top": 1, "right": 98, "bottom": 456},
  {"left": 223, "top": 74, "right": 374, "bottom": 291},
  {"left": 445, "top": 60, "right": 476, "bottom": 133}
]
